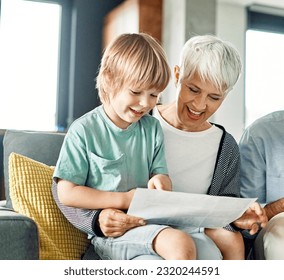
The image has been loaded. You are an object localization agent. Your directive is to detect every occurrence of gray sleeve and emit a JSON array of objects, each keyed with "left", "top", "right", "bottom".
[
  {"left": 51, "top": 180, "right": 101, "bottom": 236},
  {"left": 209, "top": 130, "right": 241, "bottom": 232},
  {"left": 239, "top": 128, "right": 266, "bottom": 203},
  {"left": 209, "top": 131, "right": 241, "bottom": 198}
]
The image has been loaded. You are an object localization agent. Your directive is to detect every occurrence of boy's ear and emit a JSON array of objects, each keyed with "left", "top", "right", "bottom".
[{"left": 174, "top": 65, "right": 180, "bottom": 85}]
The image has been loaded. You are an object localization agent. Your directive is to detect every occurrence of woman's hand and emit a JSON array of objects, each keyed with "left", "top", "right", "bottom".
[
  {"left": 98, "top": 208, "right": 146, "bottom": 237},
  {"left": 233, "top": 202, "right": 268, "bottom": 235},
  {"left": 148, "top": 174, "right": 172, "bottom": 191}
]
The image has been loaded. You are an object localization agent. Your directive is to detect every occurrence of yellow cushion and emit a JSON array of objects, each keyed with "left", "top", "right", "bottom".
[{"left": 8, "top": 152, "right": 90, "bottom": 260}]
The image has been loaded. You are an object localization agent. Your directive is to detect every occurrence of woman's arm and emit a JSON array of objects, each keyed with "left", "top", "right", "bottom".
[
  {"left": 209, "top": 131, "right": 241, "bottom": 232},
  {"left": 52, "top": 181, "right": 146, "bottom": 237}
]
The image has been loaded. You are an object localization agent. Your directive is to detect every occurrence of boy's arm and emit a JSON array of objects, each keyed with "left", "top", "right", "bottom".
[
  {"left": 52, "top": 180, "right": 99, "bottom": 236},
  {"left": 52, "top": 181, "right": 146, "bottom": 237},
  {"left": 57, "top": 179, "right": 134, "bottom": 210}
]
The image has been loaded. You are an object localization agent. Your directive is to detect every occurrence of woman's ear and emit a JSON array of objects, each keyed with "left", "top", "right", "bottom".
[{"left": 174, "top": 65, "right": 180, "bottom": 86}]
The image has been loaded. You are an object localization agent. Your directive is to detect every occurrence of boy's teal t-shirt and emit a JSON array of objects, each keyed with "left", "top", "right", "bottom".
[{"left": 53, "top": 105, "right": 168, "bottom": 191}]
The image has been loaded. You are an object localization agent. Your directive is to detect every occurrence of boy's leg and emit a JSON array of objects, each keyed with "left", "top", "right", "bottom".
[
  {"left": 132, "top": 255, "right": 163, "bottom": 260},
  {"left": 153, "top": 227, "right": 196, "bottom": 260},
  {"left": 91, "top": 224, "right": 168, "bottom": 260}
]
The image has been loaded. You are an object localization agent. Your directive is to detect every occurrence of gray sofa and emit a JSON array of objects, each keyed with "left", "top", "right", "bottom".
[
  {"left": 0, "top": 130, "right": 256, "bottom": 260},
  {"left": 0, "top": 129, "right": 162, "bottom": 260},
  {"left": 0, "top": 129, "right": 98, "bottom": 260}
]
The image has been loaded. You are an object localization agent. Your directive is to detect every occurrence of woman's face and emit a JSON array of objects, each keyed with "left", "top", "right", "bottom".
[{"left": 174, "top": 66, "right": 225, "bottom": 132}]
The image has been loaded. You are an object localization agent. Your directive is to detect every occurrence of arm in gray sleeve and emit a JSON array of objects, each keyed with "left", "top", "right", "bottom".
[
  {"left": 51, "top": 180, "right": 104, "bottom": 237},
  {"left": 239, "top": 128, "right": 266, "bottom": 203},
  {"left": 209, "top": 130, "right": 241, "bottom": 232}
]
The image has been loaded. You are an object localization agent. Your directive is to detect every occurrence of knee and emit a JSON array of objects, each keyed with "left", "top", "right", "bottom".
[
  {"left": 205, "top": 228, "right": 244, "bottom": 259},
  {"left": 265, "top": 213, "right": 284, "bottom": 238},
  {"left": 170, "top": 230, "right": 197, "bottom": 260},
  {"left": 264, "top": 213, "right": 284, "bottom": 244},
  {"left": 222, "top": 230, "right": 245, "bottom": 252},
  {"left": 263, "top": 213, "right": 284, "bottom": 259},
  {"left": 153, "top": 228, "right": 197, "bottom": 260},
  {"left": 206, "top": 227, "right": 243, "bottom": 246}
]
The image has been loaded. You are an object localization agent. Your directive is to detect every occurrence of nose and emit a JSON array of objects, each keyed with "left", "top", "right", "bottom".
[
  {"left": 139, "top": 94, "right": 151, "bottom": 108},
  {"left": 192, "top": 94, "right": 207, "bottom": 111}
]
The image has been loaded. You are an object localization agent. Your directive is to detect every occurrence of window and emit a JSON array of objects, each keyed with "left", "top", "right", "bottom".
[
  {"left": 245, "top": 5, "right": 284, "bottom": 127},
  {"left": 0, "top": 0, "right": 61, "bottom": 131}
]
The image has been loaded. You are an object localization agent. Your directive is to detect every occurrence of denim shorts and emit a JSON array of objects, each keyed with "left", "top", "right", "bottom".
[{"left": 91, "top": 224, "right": 222, "bottom": 260}]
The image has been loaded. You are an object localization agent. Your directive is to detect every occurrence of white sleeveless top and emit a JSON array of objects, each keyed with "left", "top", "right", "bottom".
[{"left": 153, "top": 107, "right": 222, "bottom": 194}]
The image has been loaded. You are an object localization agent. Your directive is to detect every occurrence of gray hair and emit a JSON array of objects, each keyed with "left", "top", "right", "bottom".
[{"left": 178, "top": 35, "right": 242, "bottom": 94}]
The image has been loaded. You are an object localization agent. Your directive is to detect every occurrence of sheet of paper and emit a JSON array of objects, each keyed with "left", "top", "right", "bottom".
[{"left": 127, "top": 188, "right": 257, "bottom": 228}]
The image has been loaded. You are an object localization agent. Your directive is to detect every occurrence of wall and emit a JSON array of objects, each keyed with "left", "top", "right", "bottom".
[
  {"left": 162, "top": 0, "right": 246, "bottom": 141},
  {"left": 162, "top": 0, "right": 216, "bottom": 105},
  {"left": 103, "top": 0, "right": 163, "bottom": 48},
  {"left": 66, "top": 0, "right": 123, "bottom": 127},
  {"left": 215, "top": 3, "right": 246, "bottom": 141},
  {"left": 162, "top": 0, "right": 284, "bottom": 141},
  {"left": 162, "top": 0, "right": 186, "bottom": 105}
]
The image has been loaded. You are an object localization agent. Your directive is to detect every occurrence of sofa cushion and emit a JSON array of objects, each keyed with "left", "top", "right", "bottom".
[
  {"left": 3, "top": 129, "right": 65, "bottom": 208},
  {"left": 9, "top": 152, "right": 90, "bottom": 259}
]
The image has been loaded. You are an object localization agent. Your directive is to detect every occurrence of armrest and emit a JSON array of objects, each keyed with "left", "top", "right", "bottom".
[
  {"left": 0, "top": 200, "right": 6, "bottom": 207},
  {"left": 0, "top": 207, "right": 39, "bottom": 259}
]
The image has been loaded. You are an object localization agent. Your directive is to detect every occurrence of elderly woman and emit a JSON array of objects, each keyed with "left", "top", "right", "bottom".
[
  {"left": 152, "top": 35, "right": 263, "bottom": 259},
  {"left": 52, "top": 34, "right": 267, "bottom": 260}
]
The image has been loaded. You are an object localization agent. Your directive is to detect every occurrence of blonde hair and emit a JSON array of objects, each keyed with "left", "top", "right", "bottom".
[
  {"left": 96, "top": 33, "right": 171, "bottom": 103},
  {"left": 178, "top": 35, "right": 242, "bottom": 94}
]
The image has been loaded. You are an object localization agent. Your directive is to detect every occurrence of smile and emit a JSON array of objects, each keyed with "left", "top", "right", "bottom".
[
  {"left": 187, "top": 108, "right": 204, "bottom": 120},
  {"left": 130, "top": 108, "right": 144, "bottom": 116},
  {"left": 189, "top": 109, "right": 202, "bottom": 115}
]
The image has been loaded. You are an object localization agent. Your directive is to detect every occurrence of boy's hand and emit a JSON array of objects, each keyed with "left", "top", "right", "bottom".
[
  {"left": 147, "top": 174, "right": 172, "bottom": 191},
  {"left": 98, "top": 208, "right": 146, "bottom": 237}
]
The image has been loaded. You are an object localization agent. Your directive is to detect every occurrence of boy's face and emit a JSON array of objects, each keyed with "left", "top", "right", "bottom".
[
  {"left": 103, "top": 85, "right": 160, "bottom": 129},
  {"left": 174, "top": 67, "right": 225, "bottom": 132}
]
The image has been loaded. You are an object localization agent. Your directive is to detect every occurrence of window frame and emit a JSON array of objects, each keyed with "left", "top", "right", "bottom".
[
  {"left": 245, "top": 4, "right": 284, "bottom": 127},
  {"left": 55, "top": 0, "right": 72, "bottom": 131},
  {"left": 247, "top": 4, "right": 284, "bottom": 34}
]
